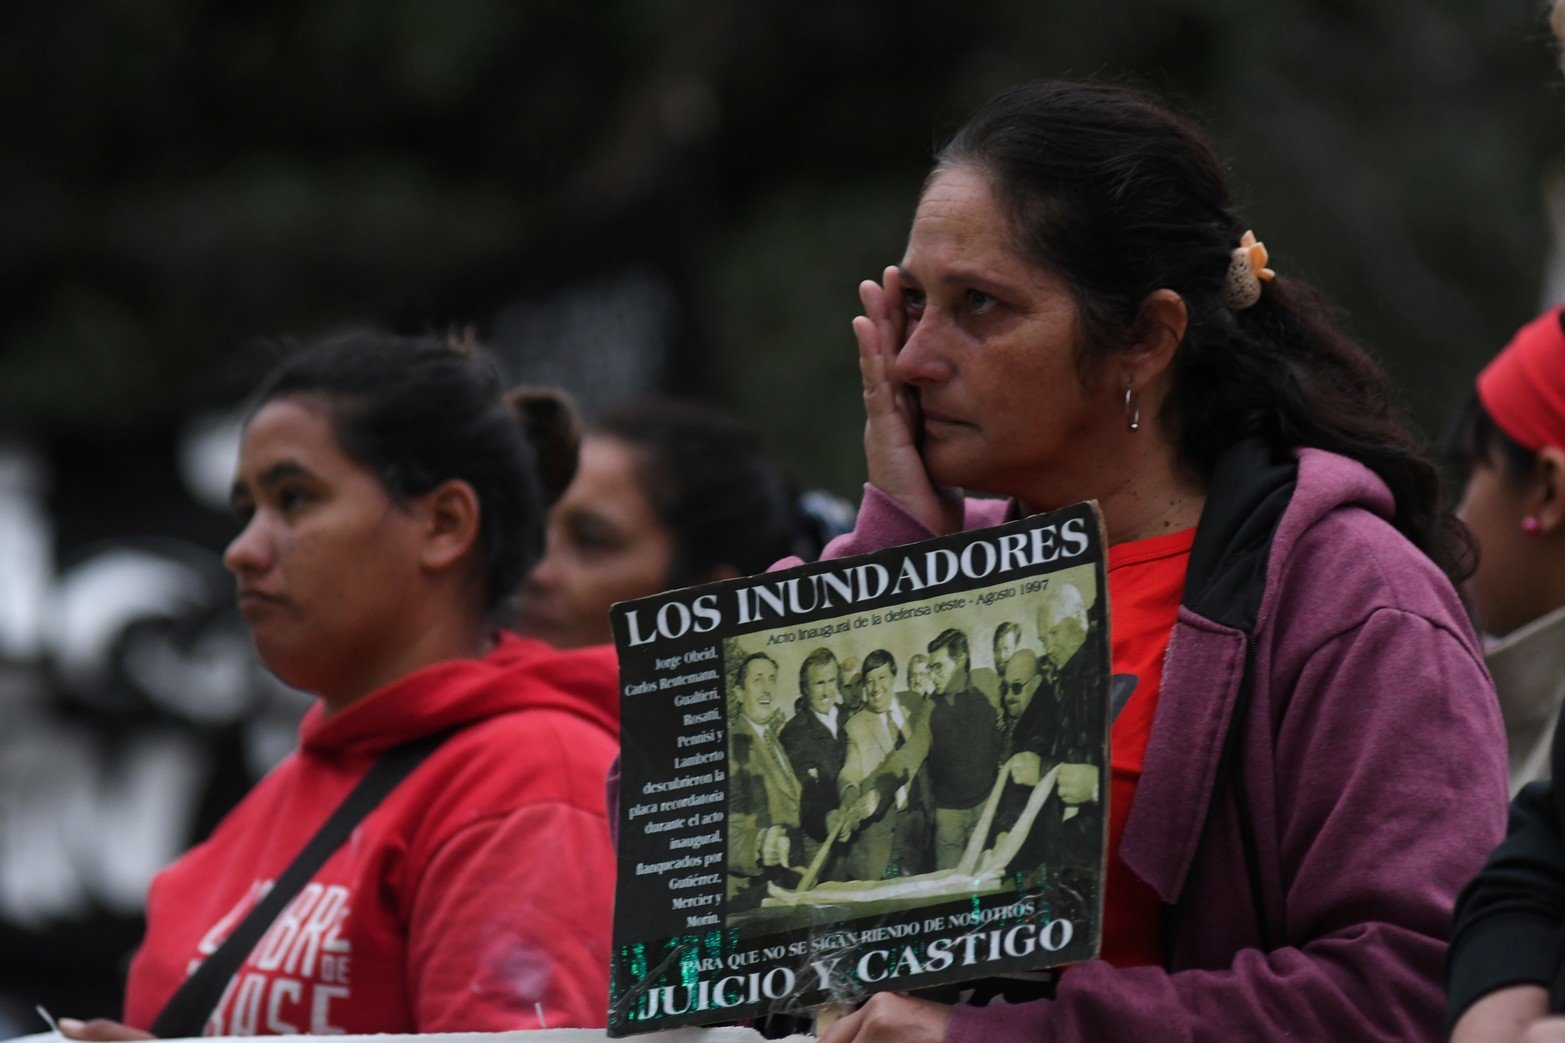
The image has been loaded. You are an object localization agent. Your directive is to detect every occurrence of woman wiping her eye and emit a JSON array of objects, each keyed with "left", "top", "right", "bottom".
[{"left": 784, "top": 80, "right": 1507, "bottom": 1043}]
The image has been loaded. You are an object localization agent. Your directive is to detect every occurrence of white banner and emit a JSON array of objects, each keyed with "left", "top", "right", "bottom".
[{"left": 6, "top": 1030, "right": 811, "bottom": 1043}]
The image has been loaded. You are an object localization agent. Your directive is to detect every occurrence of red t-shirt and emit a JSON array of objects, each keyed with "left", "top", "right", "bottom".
[{"left": 1096, "top": 527, "right": 1194, "bottom": 968}]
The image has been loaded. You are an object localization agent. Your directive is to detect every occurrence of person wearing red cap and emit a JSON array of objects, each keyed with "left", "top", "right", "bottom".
[
  {"left": 1447, "top": 306, "right": 1565, "bottom": 1039},
  {"left": 1449, "top": 306, "right": 1565, "bottom": 789}
]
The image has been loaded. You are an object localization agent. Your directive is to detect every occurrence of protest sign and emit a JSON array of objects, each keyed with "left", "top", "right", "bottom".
[{"left": 608, "top": 502, "right": 1110, "bottom": 1035}]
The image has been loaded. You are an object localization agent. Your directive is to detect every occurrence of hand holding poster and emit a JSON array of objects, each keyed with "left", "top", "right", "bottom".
[{"left": 608, "top": 502, "right": 1110, "bottom": 1035}]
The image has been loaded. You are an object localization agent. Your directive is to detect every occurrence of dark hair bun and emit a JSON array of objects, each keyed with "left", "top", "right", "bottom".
[{"left": 505, "top": 387, "right": 581, "bottom": 506}]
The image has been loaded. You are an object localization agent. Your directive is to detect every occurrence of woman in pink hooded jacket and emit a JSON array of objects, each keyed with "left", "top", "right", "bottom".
[{"left": 810, "top": 81, "right": 1506, "bottom": 1043}]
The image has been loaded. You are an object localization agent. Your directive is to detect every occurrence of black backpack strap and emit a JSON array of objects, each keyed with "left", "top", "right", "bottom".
[{"left": 150, "top": 731, "right": 449, "bottom": 1038}]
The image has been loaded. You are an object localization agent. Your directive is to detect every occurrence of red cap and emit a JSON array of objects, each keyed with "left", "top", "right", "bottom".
[{"left": 1476, "top": 307, "right": 1565, "bottom": 452}]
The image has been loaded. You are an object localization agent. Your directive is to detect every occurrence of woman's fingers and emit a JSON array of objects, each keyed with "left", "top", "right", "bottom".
[
  {"left": 858, "top": 276, "right": 885, "bottom": 325},
  {"left": 859, "top": 267, "right": 907, "bottom": 360},
  {"left": 854, "top": 314, "right": 893, "bottom": 411},
  {"left": 856, "top": 268, "right": 917, "bottom": 441},
  {"left": 881, "top": 266, "right": 905, "bottom": 332},
  {"left": 854, "top": 266, "right": 960, "bottom": 535},
  {"left": 855, "top": 321, "right": 910, "bottom": 433},
  {"left": 857, "top": 316, "right": 921, "bottom": 481},
  {"left": 818, "top": 993, "right": 952, "bottom": 1043},
  {"left": 57, "top": 1019, "right": 155, "bottom": 1041},
  {"left": 818, "top": 1002, "right": 867, "bottom": 1043},
  {"left": 877, "top": 267, "right": 920, "bottom": 432},
  {"left": 858, "top": 270, "right": 896, "bottom": 345}
]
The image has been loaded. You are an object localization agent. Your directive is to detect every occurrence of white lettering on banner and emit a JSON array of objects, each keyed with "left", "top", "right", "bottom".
[
  {"left": 210, "top": 972, "right": 352, "bottom": 1036},
  {"left": 311, "top": 985, "right": 349, "bottom": 1034},
  {"left": 623, "top": 513, "right": 1096, "bottom": 644},
  {"left": 196, "top": 880, "right": 355, "bottom": 1035},
  {"left": 255, "top": 884, "right": 321, "bottom": 971},
  {"left": 231, "top": 974, "right": 267, "bottom": 1036},
  {"left": 253, "top": 883, "right": 351, "bottom": 976},
  {"left": 265, "top": 979, "right": 302, "bottom": 1034},
  {"left": 636, "top": 918, "right": 1079, "bottom": 1021}
]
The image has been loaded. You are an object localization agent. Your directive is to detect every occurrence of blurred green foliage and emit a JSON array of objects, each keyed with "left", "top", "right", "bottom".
[{"left": 2, "top": 0, "right": 1560, "bottom": 495}]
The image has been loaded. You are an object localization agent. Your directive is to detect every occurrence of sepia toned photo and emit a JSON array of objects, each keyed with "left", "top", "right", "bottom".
[
  {"left": 609, "top": 503, "right": 1111, "bottom": 1034},
  {"left": 720, "top": 563, "right": 1104, "bottom": 933}
]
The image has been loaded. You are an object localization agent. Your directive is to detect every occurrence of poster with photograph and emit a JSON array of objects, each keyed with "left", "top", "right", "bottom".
[{"left": 606, "top": 502, "right": 1111, "bottom": 1036}]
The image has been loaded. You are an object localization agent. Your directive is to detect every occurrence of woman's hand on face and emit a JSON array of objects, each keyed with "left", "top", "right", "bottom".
[
  {"left": 57, "top": 1019, "right": 154, "bottom": 1041},
  {"left": 855, "top": 267, "right": 963, "bottom": 535},
  {"left": 818, "top": 992, "right": 952, "bottom": 1043}
]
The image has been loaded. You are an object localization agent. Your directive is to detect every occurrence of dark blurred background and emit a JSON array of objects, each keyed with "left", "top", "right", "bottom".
[{"left": 1, "top": 0, "right": 1562, "bottom": 1030}]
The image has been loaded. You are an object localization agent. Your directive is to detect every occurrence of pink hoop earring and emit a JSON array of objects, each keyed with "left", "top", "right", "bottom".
[{"left": 1522, "top": 516, "right": 1543, "bottom": 535}]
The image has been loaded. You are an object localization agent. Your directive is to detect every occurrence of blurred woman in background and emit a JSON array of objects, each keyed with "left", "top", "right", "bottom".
[
  {"left": 1446, "top": 308, "right": 1565, "bottom": 1040},
  {"left": 1443, "top": 9, "right": 1565, "bottom": 1037},
  {"left": 1445, "top": 308, "right": 1565, "bottom": 791},
  {"left": 517, "top": 397, "right": 848, "bottom": 649},
  {"left": 61, "top": 331, "right": 620, "bottom": 1038}
]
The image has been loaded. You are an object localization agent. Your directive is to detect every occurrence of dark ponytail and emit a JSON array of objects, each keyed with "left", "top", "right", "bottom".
[
  {"left": 937, "top": 81, "right": 1472, "bottom": 580},
  {"left": 504, "top": 386, "right": 582, "bottom": 507}
]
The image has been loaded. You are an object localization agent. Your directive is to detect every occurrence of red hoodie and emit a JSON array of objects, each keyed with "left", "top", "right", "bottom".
[{"left": 123, "top": 633, "right": 620, "bottom": 1035}]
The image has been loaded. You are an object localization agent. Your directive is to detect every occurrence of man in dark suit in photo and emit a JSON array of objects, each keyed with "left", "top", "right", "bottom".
[
  {"left": 971, "top": 620, "right": 1023, "bottom": 719},
  {"left": 778, "top": 646, "right": 849, "bottom": 874},
  {"left": 924, "top": 627, "right": 1002, "bottom": 869},
  {"left": 992, "top": 584, "right": 1103, "bottom": 875},
  {"left": 727, "top": 651, "right": 802, "bottom": 909}
]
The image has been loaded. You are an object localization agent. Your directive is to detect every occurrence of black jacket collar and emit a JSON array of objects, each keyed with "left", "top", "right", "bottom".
[{"left": 1184, "top": 439, "right": 1298, "bottom": 633}]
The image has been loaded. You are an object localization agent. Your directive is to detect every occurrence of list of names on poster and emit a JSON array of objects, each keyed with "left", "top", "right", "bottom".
[{"left": 623, "top": 646, "right": 727, "bottom": 930}]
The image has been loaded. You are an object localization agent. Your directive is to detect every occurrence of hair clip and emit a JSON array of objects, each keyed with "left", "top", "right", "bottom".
[{"left": 1225, "top": 230, "right": 1276, "bottom": 310}]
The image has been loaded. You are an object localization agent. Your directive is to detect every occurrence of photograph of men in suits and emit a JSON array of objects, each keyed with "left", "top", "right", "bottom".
[
  {"left": 836, "top": 648, "right": 932, "bottom": 880},
  {"left": 991, "top": 583, "right": 1103, "bottom": 874},
  {"left": 971, "top": 620, "right": 1023, "bottom": 717},
  {"left": 925, "top": 627, "right": 1002, "bottom": 869},
  {"left": 727, "top": 651, "right": 802, "bottom": 910},
  {"left": 778, "top": 646, "right": 849, "bottom": 873},
  {"left": 906, "top": 653, "right": 935, "bottom": 704},
  {"left": 1000, "top": 647, "right": 1043, "bottom": 724}
]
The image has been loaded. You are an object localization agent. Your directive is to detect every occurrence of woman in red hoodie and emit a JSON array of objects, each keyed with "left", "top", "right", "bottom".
[{"left": 61, "top": 331, "right": 621, "bottom": 1038}]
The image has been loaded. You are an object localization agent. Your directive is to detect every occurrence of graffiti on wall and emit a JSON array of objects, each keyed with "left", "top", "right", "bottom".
[{"left": 0, "top": 425, "right": 309, "bottom": 1032}]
